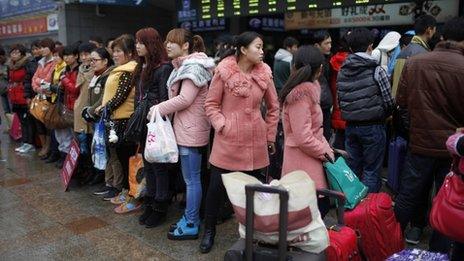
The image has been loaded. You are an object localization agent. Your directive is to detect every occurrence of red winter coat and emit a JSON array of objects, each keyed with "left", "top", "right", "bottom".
[
  {"left": 61, "top": 66, "right": 80, "bottom": 110},
  {"left": 8, "top": 56, "right": 29, "bottom": 106},
  {"left": 329, "top": 52, "right": 349, "bottom": 130}
]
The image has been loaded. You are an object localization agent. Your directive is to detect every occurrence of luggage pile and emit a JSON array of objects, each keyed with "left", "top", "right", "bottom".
[{"left": 222, "top": 168, "right": 407, "bottom": 260}]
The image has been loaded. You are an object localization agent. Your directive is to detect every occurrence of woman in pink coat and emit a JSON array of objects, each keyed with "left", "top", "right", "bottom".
[
  {"left": 201, "top": 31, "right": 280, "bottom": 253},
  {"left": 280, "top": 45, "right": 334, "bottom": 217},
  {"left": 147, "top": 29, "right": 214, "bottom": 238}
]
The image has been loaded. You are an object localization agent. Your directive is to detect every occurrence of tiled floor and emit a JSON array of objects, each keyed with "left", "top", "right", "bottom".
[
  {"left": 0, "top": 129, "right": 237, "bottom": 261},
  {"left": 0, "top": 124, "right": 432, "bottom": 260}
]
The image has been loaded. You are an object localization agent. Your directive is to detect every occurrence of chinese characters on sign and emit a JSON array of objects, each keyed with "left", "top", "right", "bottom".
[
  {"left": 285, "top": 1, "right": 459, "bottom": 30},
  {"left": 60, "top": 139, "right": 80, "bottom": 191},
  {"left": 0, "top": 17, "right": 49, "bottom": 39},
  {"left": 180, "top": 18, "right": 226, "bottom": 32}
]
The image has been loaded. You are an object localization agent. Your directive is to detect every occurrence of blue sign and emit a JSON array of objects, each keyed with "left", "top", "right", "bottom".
[
  {"left": 79, "top": 0, "right": 145, "bottom": 6},
  {"left": 0, "top": 0, "right": 57, "bottom": 19},
  {"left": 180, "top": 18, "right": 226, "bottom": 32}
]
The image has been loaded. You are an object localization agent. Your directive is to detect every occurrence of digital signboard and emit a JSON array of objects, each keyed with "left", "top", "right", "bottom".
[{"left": 192, "top": 0, "right": 411, "bottom": 19}]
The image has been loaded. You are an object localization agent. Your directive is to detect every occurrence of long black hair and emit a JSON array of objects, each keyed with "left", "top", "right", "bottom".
[
  {"left": 279, "top": 45, "right": 324, "bottom": 104},
  {"left": 221, "top": 31, "right": 263, "bottom": 60}
]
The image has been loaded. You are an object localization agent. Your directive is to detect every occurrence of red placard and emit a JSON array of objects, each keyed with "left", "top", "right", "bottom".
[
  {"left": 0, "top": 16, "right": 48, "bottom": 39},
  {"left": 60, "top": 139, "right": 80, "bottom": 191}
]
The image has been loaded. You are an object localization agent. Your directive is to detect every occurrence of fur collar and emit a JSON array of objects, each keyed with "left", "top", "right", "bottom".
[
  {"left": 167, "top": 52, "right": 215, "bottom": 89},
  {"left": 285, "top": 81, "right": 320, "bottom": 105},
  {"left": 8, "top": 56, "right": 28, "bottom": 70},
  {"left": 215, "top": 56, "right": 272, "bottom": 97}
]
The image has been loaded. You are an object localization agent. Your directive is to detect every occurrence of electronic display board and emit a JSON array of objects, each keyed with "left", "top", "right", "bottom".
[{"left": 193, "top": 0, "right": 412, "bottom": 19}]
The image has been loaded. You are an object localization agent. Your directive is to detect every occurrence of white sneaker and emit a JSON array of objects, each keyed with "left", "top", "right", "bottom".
[
  {"left": 15, "top": 143, "right": 26, "bottom": 152},
  {"left": 19, "top": 144, "right": 36, "bottom": 153}
]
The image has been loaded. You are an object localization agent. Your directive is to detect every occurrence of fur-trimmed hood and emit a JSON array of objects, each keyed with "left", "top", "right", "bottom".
[
  {"left": 167, "top": 52, "right": 215, "bottom": 89},
  {"left": 215, "top": 55, "right": 273, "bottom": 97},
  {"left": 285, "top": 81, "right": 320, "bottom": 105}
]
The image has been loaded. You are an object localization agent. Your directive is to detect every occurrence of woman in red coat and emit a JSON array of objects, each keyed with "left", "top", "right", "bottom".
[
  {"left": 51, "top": 45, "right": 80, "bottom": 167},
  {"left": 8, "top": 44, "right": 36, "bottom": 154},
  {"left": 201, "top": 31, "right": 280, "bottom": 253},
  {"left": 329, "top": 33, "right": 350, "bottom": 149}
]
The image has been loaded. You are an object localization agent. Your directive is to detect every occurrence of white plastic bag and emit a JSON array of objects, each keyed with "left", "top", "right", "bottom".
[{"left": 144, "top": 107, "right": 178, "bottom": 163}]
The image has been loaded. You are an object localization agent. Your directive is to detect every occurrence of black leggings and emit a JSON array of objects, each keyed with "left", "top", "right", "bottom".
[
  {"left": 204, "top": 165, "right": 264, "bottom": 224},
  {"left": 13, "top": 107, "right": 35, "bottom": 145},
  {"left": 144, "top": 158, "right": 171, "bottom": 202},
  {"left": 115, "top": 142, "right": 137, "bottom": 190}
]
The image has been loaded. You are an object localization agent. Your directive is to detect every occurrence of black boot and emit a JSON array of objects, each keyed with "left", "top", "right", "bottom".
[
  {"left": 139, "top": 197, "right": 154, "bottom": 225},
  {"left": 45, "top": 152, "right": 60, "bottom": 164},
  {"left": 55, "top": 152, "right": 67, "bottom": 169},
  {"left": 145, "top": 200, "right": 168, "bottom": 228},
  {"left": 199, "top": 217, "right": 216, "bottom": 254},
  {"left": 88, "top": 172, "right": 105, "bottom": 186}
]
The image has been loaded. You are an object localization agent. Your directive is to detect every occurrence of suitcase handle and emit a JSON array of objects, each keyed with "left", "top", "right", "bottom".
[
  {"left": 245, "top": 184, "right": 289, "bottom": 261},
  {"left": 316, "top": 189, "right": 346, "bottom": 225}
]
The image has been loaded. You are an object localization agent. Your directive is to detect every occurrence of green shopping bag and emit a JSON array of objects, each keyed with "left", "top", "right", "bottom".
[{"left": 323, "top": 156, "right": 368, "bottom": 209}]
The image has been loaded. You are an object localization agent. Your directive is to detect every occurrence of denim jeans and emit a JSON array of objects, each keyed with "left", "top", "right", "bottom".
[
  {"left": 55, "top": 127, "right": 74, "bottom": 153},
  {"left": 394, "top": 151, "right": 452, "bottom": 253},
  {"left": 345, "top": 124, "right": 386, "bottom": 193},
  {"left": 179, "top": 145, "right": 202, "bottom": 225}
]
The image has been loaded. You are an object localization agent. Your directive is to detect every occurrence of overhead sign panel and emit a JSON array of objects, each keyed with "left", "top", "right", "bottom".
[
  {"left": 0, "top": 0, "right": 57, "bottom": 19},
  {"left": 181, "top": 0, "right": 412, "bottom": 20},
  {"left": 79, "top": 0, "right": 145, "bottom": 6}
]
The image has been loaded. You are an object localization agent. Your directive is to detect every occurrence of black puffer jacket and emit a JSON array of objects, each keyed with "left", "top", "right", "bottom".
[{"left": 337, "top": 54, "right": 386, "bottom": 123}]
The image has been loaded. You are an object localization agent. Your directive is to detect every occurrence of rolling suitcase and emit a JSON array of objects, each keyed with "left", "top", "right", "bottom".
[
  {"left": 318, "top": 189, "right": 362, "bottom": 261},
  {"left": 224, "top": 184, "right": 326, "bottom": 261},
  {"left": 344, "top": 193, "right": 404, "bottom": 261},
  {"left": 387, "top": 137, "right": 407, "bottom": 193}
]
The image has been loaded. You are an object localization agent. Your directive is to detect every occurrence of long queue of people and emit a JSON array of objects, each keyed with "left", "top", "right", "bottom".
[{"left": 0, "top": 14, "right": 463, "bottom": 258}]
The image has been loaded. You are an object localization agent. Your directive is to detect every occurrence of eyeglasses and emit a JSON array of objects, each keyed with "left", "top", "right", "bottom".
[{"left": 90, "top": 58, "right": 103, "bottom": 63}]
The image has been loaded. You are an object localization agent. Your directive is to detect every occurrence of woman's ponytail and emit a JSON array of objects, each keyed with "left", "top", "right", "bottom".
[{"left": 192, "top": 35, "right": 205, "bottom": 53}]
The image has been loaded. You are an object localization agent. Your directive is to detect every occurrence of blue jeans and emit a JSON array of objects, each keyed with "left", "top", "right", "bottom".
[
  {"left": 345, "top": 124, "right": 386, "bottom": 193},
  {"left": 179, "top": 146, "right": 202, "bottom": 225}
]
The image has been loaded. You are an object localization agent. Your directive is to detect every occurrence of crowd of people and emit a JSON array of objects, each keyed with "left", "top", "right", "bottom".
[{"left": 0, "top": 14, "right": 463, "bottom": 258}]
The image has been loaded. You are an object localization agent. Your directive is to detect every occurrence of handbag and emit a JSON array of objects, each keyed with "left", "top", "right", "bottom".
[
  {"left": 128, "top": 145, "right": 146, "bottom": 199},
  {"left": 429, "top": 157, "right": 464, "bottom": 242},
  {"left": 43, "top": 102, "right": 68, "bottom": 129},
  {"left": 323, "top": 155, "right": 368, "bottom": 209},
  {"left": 91, "top": 109, "right": 108, "bottom": 170},
  {"left": 61, "top": 106, "right": 74, "bottom": 128},
  {"left": 222, "top": 170, "right": 329, "bottom": 254},
  {"left": 29, "top": 95, "right": 51, "bottom": 123},
  {"left": 9, "top": 113, "right": 22, "bottom": 141},
  {"left": 124, "top": 99, "right": 148, "bottom": 143},
  {"left": 144, "top": 106, "right": 178, "bottom": 163}
]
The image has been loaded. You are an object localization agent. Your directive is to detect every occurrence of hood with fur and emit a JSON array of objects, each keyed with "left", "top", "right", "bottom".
[{"left": 167, "top": 52, "right": 215, "bottom": 88}]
